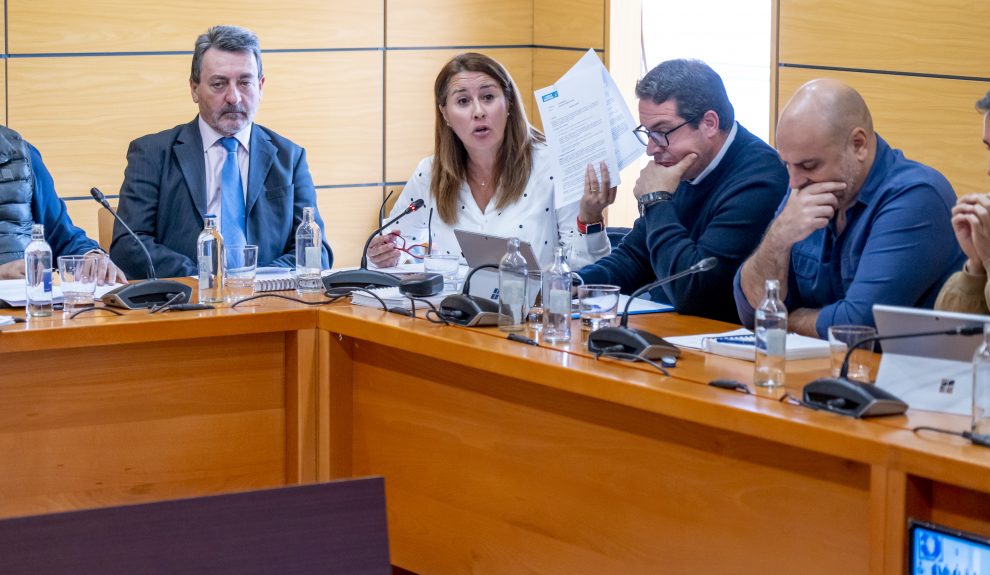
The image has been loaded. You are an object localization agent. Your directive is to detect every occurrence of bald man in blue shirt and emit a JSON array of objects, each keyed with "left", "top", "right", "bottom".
[{"left": 734, "top": 79, "right": 963, "bottom": 337}]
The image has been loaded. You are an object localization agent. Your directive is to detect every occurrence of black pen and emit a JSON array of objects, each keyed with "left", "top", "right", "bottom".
[{"left": 507, "top": 333, "right": 539, "bottom": 346}]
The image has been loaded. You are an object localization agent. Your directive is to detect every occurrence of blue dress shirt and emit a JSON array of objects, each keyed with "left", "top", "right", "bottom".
[{"left": 733, "top": 135, "right": 965, "bottom": 338}]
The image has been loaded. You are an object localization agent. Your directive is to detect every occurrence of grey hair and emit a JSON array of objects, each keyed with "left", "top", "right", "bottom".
[
  {"left": 635, "top": 59, "right": 734, "bottom": 132},
  {"left": 190, "top": 25, "right": 263, "bottom": 84},
  {"left": 977, "top": 90, "right": 990, "bottom": 113}
]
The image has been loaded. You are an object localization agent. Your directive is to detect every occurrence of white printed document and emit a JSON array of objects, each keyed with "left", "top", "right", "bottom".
[
  {"left": 0, "top": 279, "right": 122, "bottom": 307},
  {"left": 535, "top": 49, "right": 640, "bottom": 207}
]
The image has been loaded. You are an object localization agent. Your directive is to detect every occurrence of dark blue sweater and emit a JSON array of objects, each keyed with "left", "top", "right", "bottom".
[{"left": 578, "top": 124, "right": 788, "bottom": 323}]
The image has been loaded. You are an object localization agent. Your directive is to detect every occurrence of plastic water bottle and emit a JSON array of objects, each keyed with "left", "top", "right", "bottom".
[
  {"left": 542, "top": 243, "right": 572, "bottom": 342},
  {"left": 295, "top": 207, "right": 323, "bottom": 294},
  {"left": 498, "top": 237, "right": 528, "bottom": 332},
  {"left": 754, "top": 279, "right": 787, "bottom": 388},
  {"left": 24, "top": 224, "right": 53, "bottom": 317},
  {"left": 197, "top": 215, "right": 224, "bottom": 303},
  {"left": 973, "top": 323, "right": 990, "bottom": 436}
]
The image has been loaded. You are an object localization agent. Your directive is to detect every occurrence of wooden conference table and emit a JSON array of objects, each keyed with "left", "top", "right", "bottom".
[{"left": 1, "top": 291, "right": 989, "bottom": 574}]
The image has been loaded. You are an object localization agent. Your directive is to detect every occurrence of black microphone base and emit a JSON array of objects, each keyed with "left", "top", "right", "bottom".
[
  {"left": 438, "top": 294, "right": 499, "bottom": 326},
  {"left": 322, "top": 269, "right": 401, "bottom": 291},
  {"left": 587, "top": 326, "right": 681, "bottom": 360},
  {"left": 101, "top": 280, "right": 193, "bottom": 310},
  {"left": 802, "top": 377, "right": 908, "bottom": 418}
]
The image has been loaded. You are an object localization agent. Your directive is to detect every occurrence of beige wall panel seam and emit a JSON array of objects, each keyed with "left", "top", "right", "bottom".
[
  {"left": 7, "top": 2, "right": 385, "bottom": 52},
  {"left": 387, "top": 0, "right": 532, "bottom": 47},
  {"left": 777, "top": 67, "right": 988, "bottom": 196},
  {"left": 778, "top": 0, "right": 990, "bottom": 79}
]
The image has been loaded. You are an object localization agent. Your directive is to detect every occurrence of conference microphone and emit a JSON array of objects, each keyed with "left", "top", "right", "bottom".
[
  {"left": 437, "top": 264, "right": 500, "bottom": 326},
  {"left": 322, "top": 198, "right": 426, "bottom": 291},
  {"left": 92, "top": 187, "right": 192, "bottom": 309},
  {"left": 587, "top": 256, "right": 718, "bottom": 360},
  {"left": 803, "top": 325, "right": 984, "bottom": 418}
]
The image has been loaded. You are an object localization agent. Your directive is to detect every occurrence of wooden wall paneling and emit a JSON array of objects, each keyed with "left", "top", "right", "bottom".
[
  {"left": 7, "top": 55, "right": 191, "bottom": 201},
  {"left": 64, "top": 200, "right": 102, "bottom": 248},
  {"left": 384, "top": 186, "right": 403, "bottom": 217},
  {"left": 257, "top": 51, "right": 383, "bottom": 187},
  {"left": 769, "top": 0, "right": 780, "bottom": 143},
  {"left": 386, "top": 0, "right": 532, "bottom": 47},
  {"left": 778, "top": 68, "right": 989, "bottom": 196},
  {"left": 534, "top": 0, "right": 605, "bottom": 50},
  {"left": 778, "top": 0, "right": 990, "bottom": 79},
  {"left": 7, "top": 1, "right": 384, "bottom": 53},
  {"left": 384, "top": 48, "right": 534, "bottom": 183},
  {"left": 0, "top": 28, "right": 6, "bottom": 127},
  {"left": 319, "top": 187, "right": 384, "bottom": 268}
]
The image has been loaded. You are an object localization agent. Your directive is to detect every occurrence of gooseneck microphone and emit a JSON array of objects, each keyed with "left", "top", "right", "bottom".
[
  {"left": 92, "top": 188, "right": 192, "bottom": 309},
  {"left": 92, "top": 187, "right": 155, "bottom": 279},
  {"left": 587, "top": 257, "right": 718, "bottom": 360},
  {"left": 322, "top": 199, "right": 426, "bottom": 291},
  {"left": 803, "top": 325, "right": 984, "bottom": 418}
]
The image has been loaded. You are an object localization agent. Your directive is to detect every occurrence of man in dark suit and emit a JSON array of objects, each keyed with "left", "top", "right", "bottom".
[{"left": 111, "top": 25, "right": 332, "bottom": 279}]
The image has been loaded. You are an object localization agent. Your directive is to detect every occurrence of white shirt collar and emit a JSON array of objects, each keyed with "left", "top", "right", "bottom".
[
  {"left": 198, "top": 116, "right": 252, "bottom": 152},
  {"left": 689, "top": 121, "right": 737, "bottom": 186}
]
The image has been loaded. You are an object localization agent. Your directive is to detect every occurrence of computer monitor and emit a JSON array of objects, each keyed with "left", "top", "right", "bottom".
[{"left": 909, "top": 519, "right": 990, "bottom": 574}]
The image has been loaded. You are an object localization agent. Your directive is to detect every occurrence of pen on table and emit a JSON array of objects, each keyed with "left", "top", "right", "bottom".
[
  {"left": 712, "top": 336, "right": 756, "bottom": 345},
  {"left": 507, "top": 333, "right": 539, "bottom": 346}
]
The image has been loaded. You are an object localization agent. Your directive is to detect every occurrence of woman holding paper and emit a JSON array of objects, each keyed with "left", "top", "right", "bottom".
[{"left": 367, "top": 52, "right": 613, "bottom": 268}]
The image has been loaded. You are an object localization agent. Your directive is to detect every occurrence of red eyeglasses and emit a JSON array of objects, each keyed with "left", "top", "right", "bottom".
[{"left": 387, "top": 231, "right": 429, "bottom": 260}]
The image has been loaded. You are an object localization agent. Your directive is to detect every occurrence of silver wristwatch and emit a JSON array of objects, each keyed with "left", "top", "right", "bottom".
[{"left": 637, "top": 191, "right": 674, "bottom": 215}]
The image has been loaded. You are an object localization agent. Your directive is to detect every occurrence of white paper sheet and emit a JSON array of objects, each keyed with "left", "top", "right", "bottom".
[
  {"left": 535, "top": 49, "right": 640, "bottom": 208},
  {"left": 0, "top": 279, "right": 123, "bottom": 307}
]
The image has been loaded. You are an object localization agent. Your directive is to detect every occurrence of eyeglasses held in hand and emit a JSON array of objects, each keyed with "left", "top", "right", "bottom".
[{"left": 389, "top": 233, "right": 429, "bottom": 260}]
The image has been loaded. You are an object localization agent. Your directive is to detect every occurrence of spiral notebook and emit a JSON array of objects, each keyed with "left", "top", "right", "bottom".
[
  {"left": 665, "top": 328, "right": 830, "bottom": 361},
  {"left": 253, "top": 269, "right": 297, "bottom": 292}
]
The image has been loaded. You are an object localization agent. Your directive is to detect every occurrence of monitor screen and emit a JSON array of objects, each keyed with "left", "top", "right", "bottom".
[{"left": 910, "top": 519, "right": 990, "bottom": 574}]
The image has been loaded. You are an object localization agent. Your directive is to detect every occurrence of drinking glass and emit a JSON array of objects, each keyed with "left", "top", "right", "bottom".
[
  {"left": 224, "top": 245, "right": 259, "bottom": 303},
  {"left": 577, "top": 284, "right": 620, "bottom": 331}
]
